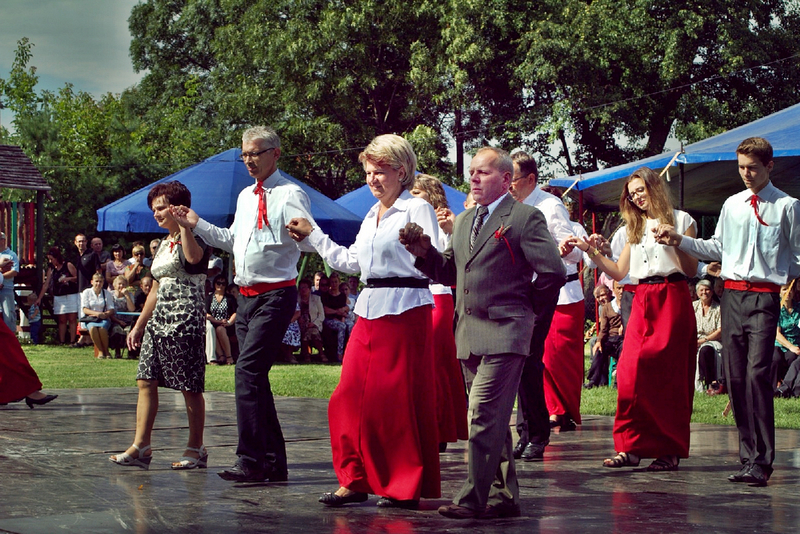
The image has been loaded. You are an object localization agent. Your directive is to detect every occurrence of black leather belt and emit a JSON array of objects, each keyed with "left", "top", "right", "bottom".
[
  {"left": 566, "top": 273, "right": 580, "bottom": 283},
  {"left": 365, "top": 277, "right": 429, "bottom": 289},
  {"left": 638, "top": 273, "right": 687, "bottom": 285}
]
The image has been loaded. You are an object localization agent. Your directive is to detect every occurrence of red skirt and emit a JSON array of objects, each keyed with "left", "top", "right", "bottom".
[
  {"left": 543, "top": 300, "right": 585, "bottom": 424},
  {"left": 328, "top": 305, "right": 441, "bottom": 500},
  {"left": 432, "top": 294, "right": 468, "bottom": 442},
  {"left": 613, "top": 280, "right": 697, "bottom": 458},
  {"left": 0, "top": 320, "right": 42, "bottom": 403}
]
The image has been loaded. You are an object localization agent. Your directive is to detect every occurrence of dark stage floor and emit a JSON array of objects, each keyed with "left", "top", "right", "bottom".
[{"left": 2, "top": 388, "right": 799, "bottom": 533}]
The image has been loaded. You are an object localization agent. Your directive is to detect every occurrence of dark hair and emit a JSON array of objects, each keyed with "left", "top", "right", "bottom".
[
  {"left": 298, "top": 278, "right": 312, "bottom": 289},
  {"left": 213, "top": 274, "right": 227, "bottom": 287},
  {"left": 47, "top": 246, "right": 64, "bottom": 263},
  {"left": 111, "top": 243, "right": 125, "bottom": 254},
  {"left": 147, "top": 181, "right": 192, "bottom": 210},
  {"left": 511, "top": 150, "right": 538, "bottom": 179}
]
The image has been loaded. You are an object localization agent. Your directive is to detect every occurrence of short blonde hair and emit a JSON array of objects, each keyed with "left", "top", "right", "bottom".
[
  {"left": 92, "top": 272, "right": 104, "bottom": 283},
  {"left": 358, "top": 134, "right": 417, "bottom": 189},
  {"left": 114, "top": 275, "right": 128, "bottom": 288},
  {"left": 131, "top": 245, "right": 145, "bottom": 257}
]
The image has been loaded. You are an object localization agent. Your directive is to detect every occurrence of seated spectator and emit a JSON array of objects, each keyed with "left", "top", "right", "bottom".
[
  {"left": 105, "top": 244, "right": 131, "bottom": 286},
  {"left": 694, "top": 279, "right": 723, "bottom": 394},
  {"left": 585, "top": 283, "right": 623, "bottom": 388},
  {"left": 124, "top": 245, "right": 151, "bottom": 289},
  {"left": 281, "top": 303, "right": 301, "bottom": 363},
  {"left": 297, "top": 278, "right": 326, "bottom": 363},
  {"left": 143, "top": 238, "right": 161, "bottom": 268},
  {"left": 80, "top": 273, "right": 116, "bottom": 359},
  {"left": 25, "top": 293, "right": 42, "bottom": 344},
  {"left": 109, "top": 275, "right": 135, "bottom": 358},
  {"left": 321, "top": 272, "right": 350, "bottom": 362},
  {"left": 341, "top": 282, "right": 357, "bottom": 332},
  {"left": 206, "top": 274, "right": 237, "bottom": 365},
  {"left": 133, "top": 276, "right": 154, "bottom": 311},
  {"left": 313, "top": 271, "right": 329, "bottom": 295},
  {"left": 772, "top": 278, "right": 800, "bottom": 393},
  {"left": 206, "top": 250, "right": 223, "bottom": 293}
]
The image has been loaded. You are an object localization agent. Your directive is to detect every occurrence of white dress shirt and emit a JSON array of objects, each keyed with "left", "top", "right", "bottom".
[
  {"left": 678, "top": 182, "right": 800, "bottom": 284},
  {"left": 629, "top": 210, "right": 696, "bottom": 282},
  {"left": 522, "top": 187, "right": 583, "bottom": 304},
  {"left": 307, "top": 191, "right": 439, "bottom": 320},
  {"left": 194, "top": 169, "right": 316, "bottom": 286}
]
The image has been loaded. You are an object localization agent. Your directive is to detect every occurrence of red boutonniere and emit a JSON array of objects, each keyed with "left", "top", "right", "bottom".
[{"left": 494, "top": 224, "right": 515, "bottom": 264}]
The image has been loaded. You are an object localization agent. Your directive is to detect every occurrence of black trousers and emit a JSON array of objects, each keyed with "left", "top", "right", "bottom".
[
  {"left": 234, "top": 286, "right": 297, "bottom": 473},
  {"left": 721, "top": 288, "right": 779, "bottom": 471},
  {"left": 587, "top": 335, "right": 623, "bottom": 387}
]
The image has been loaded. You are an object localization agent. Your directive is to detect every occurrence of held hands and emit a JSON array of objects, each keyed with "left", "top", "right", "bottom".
[
  {"left": 560, "top": 235, "right": 591, "bottom": 256},
  {"left": 170, "top": 205, "right": 199, "bottom": 229},
  {"left": 707, "top": 262, "right": 722, "bottom": 277},
  {"left": 398, "top": 222, "right": 432, "bottom": 258},
  {"left": 652, "top": 224, "right": 681, "bottom": 246},
  {"left": 286, "top": 218, "right": 313, "bottom": 242}
]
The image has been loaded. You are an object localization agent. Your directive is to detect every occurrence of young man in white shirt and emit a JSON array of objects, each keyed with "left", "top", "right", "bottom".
[{"left": 655, "top": 137, "right": 800, "bottom": 486}]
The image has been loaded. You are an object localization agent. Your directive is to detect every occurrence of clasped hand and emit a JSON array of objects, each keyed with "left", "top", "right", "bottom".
[{"left": 398, "top": 223, "right": 431, "bottom": 258}]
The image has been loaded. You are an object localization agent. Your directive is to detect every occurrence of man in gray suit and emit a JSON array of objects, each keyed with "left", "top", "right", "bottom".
[{"left": 400, "top": 147, "right": 565, "bottom": 519}]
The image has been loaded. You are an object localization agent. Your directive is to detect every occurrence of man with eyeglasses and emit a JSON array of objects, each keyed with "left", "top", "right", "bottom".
[
  {"left": 508, "top": 151, "right": 585, "bottom": 462},
  {"left": 171, "top": 125, "right": 316, "bottom": 483}
]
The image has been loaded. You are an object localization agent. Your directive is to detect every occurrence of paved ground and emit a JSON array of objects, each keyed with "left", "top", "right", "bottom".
[{"left": 2, "top": 388, "right": 799, "bottom": 533}]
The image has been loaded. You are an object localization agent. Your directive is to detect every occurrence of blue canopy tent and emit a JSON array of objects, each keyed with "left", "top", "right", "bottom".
[
  {"left": 550, "top": 102, "right": 800, "bottom": 215},
  {"left": 336, "top": 182, "right": 468, "bottom": 218},
  {"left": 96, "top": 148, "right": 362, "bottom": 247}
]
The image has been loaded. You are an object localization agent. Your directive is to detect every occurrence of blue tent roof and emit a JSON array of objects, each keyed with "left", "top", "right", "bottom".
[
  {"left": 336, "top": 182, "right": 468, "bottom": 218},
  {"left": 550, "top": 102, "right": 800, "bottom": 214},
  {"left": 96, "top": 148, "right": 362, "bottom": 246}
]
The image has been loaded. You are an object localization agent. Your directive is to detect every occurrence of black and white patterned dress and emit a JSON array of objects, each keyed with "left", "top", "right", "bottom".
[{"left": 137, "top": 237, "right": 208, "bottom": 392}]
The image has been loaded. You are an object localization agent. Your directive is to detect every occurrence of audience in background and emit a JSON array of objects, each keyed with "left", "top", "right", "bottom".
[
  {"left": 694, "top": 279, "right": 724, "bottom": 394},
  {"left": 298, "top": 278, "right": 326, "bottom": 363},
  {"left": 105, "top": 244, "right": 131, "bottom": 286},
  {"left": 125, "top": 245, "right": 151, "bottom": 289},
  {"left": 38, "top": 246, "right": 80, "bottom": 346},
  {"left": 206, "top": 274, "right": 237, "bottom": 365},
  {"left": 773, "top": 279, "right": 800, "bottom": 394}
]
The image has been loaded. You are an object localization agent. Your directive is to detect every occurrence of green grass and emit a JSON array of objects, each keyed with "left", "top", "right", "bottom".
[{"left": 22, "top": 343, "right": 800, "bottom": 430}]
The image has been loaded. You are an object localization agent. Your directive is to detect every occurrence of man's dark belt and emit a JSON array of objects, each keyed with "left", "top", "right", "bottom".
[
  {"left": 365, "top": 277, "right": 429, "bottom": 289},
  {"left": 565, "top": 273, "right": 580, "bottom": 283},
  {"left": 638, "top": 273, "right": 687, "bottom": 285}
]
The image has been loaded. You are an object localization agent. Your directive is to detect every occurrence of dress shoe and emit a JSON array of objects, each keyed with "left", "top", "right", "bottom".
[
  {"left": 727, "top": 463, "right": 750, "bottom": 482},
  {"left": 438, "top": 503, "right": 479, "bottom": 519},
  {"left": 218, "top": 458, "right": 286, "bottom": 482},
  {"left": 319, "top": 491, "right": 369, "bottom": 507},
  {"left": 512, "top": 440, "right": 528, "bottom": 460},
  {"left": 521, "top": 441, "right": 547, "bottom": 462},
  {"left": 25, "top": 394, "right": 58, "bottom": 409},
  {"left": 741, "top": 464, "right": 770, "bottom": 487},
  {"left": 376, "top": 497, "right": 419, "bottom": 509},
  {"left": 481, "top": 502, "right": 521, "bottom": 519}
]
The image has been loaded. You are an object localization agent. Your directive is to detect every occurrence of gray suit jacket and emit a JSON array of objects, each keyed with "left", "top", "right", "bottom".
[{"left": 416, "top": 193, "right": 566, "bottom": 359}]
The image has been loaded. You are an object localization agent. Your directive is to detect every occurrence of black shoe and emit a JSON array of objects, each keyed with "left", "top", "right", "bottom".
[
  {"left": 742, "top": 464, "right": 770, "bottom": 487},
  {"left": 481, "top": 501, "right": 521, "bottom": 519},
  {"left": 512, "top": 440, "right": 528, "bottom": 460},
  {"left": 439, "top": 442, "right": 448, "bottom": 453},
  {"left": 582, "top": 382, "right": 595, "bottom": 390},
  {"left": 727, "top": 463, "right": 750, "bottom": 483},
  {"left": 218, "top": 459, "right": 275, "bottom": 482},
  {"left": 319, "top": 491, "right": 369, "bottom": 507},
  {"left": 25, "top": 394, "right": 58, "bottom": 409},
  {"left": 521, "top": 441, "right": 546, "bottom": 462},
  {"left": 376, "top": 497, "right": 419, "bottom": 509}
]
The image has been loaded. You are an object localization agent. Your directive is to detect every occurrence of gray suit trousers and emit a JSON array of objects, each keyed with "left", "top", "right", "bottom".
[{"left": 454, "top": 352, "right": 526, "bottom": 511}]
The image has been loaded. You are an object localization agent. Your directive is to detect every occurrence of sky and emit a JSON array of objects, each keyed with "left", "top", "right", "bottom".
[{"left": 0, "top": 0, "right": 143, "bottom": 106}]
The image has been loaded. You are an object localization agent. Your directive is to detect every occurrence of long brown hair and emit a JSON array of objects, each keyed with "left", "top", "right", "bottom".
[{"left": 619, "top": 167, "right": 675, "bottom": 244}]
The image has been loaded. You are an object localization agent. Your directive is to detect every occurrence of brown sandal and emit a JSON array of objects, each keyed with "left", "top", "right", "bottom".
[
  {"left": 646, "top": 456, "right": 679, "bottom": 471},
  {"left": 603, "top": 452, "right": 640, "bottom": 468}
]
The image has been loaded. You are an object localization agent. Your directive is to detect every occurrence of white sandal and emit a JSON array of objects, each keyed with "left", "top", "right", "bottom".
[
  {"left": 109, "top": 444, "right": 152, "bottom": 470},
  {"left": 171, "top": 446, "right": 208, "bottom": 470}
]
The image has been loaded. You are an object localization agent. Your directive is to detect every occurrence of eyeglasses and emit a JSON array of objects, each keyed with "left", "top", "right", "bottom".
[
  {"left": 627, "top": 186, "right": 647, "bottom": 202},
  {"left": 511, "top": 174, "right": 528, "bottom": 184},
  {"left": 239, "top": 147, "right": 276, "bottom": 161},
  {"left": 134, "top": 252, "right": 145, "bottom": 256}
]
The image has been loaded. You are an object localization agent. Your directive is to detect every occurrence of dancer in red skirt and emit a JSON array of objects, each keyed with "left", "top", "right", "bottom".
[
  {"left": 0, "top": 306, "right": 58, "bottom": 408},
  {"left": 411, "top": 174, "right": 469, "bottom": 447},
  {"left": 288, "top": 135, "right": 441, "bottom": 509},
  {"left": 563, "top": 167, "right": 698, "bottom": 472}
]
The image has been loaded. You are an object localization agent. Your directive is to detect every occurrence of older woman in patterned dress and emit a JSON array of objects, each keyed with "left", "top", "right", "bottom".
[{"left": 109, "top": 181, "right": 210, "bottom": 470}]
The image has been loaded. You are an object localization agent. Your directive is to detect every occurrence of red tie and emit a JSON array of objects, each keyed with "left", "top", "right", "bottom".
[
  {"left": 750, "top": 195, "right": 768, "bottom": 226},
  {"left": 254, "top": 182, "right": 269, "bottom": 229}
]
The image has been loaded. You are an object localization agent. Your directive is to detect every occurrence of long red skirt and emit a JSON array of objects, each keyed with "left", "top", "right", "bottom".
[
  {"left": 432, "top": 294, "right": 468, "bottom": 443},
  {"left": 328, "top": 305, "right": 441, "bottom": 500},
  {"left": 0, "top": 320, "right": 42, "bottom": 403},
  {"left": 543, "top": 301, "right": 585, "bottom": 424},
  {"left": 613, "top": 281, "right": 697, "bottom": 458}
]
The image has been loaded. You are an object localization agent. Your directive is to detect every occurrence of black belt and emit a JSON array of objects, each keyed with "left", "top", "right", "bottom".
[
  {"left": 365, "top": 277, "right": 429, "bottom": 289},
  {"left": 565, "top": 273, "right": 580, "bottom": 283},
  {"left": 638, "top": 273, "right": 687, "bottom": 285}
]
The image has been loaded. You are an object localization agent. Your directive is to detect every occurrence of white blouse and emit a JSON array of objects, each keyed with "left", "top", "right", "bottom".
[
  {"left": 629, "top": 209, "right": 696, "bottom": 282},
  {"left": 81, "top": 287, "right": 115, "bottom": 313},
  {"left": 307, "top": 191, "right": 440, "bottom": 320}
]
